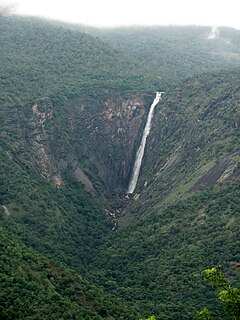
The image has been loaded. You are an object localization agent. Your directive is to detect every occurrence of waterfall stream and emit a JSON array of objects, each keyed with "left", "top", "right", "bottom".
[{"left": 127, "top": 92, "right": 163, "bottom": 194}]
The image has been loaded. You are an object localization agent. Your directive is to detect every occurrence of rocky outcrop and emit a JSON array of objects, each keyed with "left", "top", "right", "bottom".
[
  {"left": 26, "top": 99, "right": 63, "bottom": 187},
  {"left": 63, "top": 91, "right": 150, "bottom": 194},
  {"left": 2, "top": 205, "right": 10, "bottom": 216},
  {"left": 74, "top": 166, "right": 94, "bottom": 193},
  {"left": 100, "top": 93, "right": 147, "bottom": 189},
  {"left": 190, "top": 152, "right": 240, "bottom": 192},
  {"left": 16, "top": 91, "right": 149, "bottom": 195}
]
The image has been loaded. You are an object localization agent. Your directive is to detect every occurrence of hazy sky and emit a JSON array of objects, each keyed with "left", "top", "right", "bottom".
[{"left": 2, "top": 0, "right": 240, "bottom": 29}]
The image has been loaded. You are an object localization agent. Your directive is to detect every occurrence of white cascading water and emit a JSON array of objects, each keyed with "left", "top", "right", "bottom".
[
  {"left": 208, "top": 26, "right": 219, "bottom": 40},
  {"left": 127, "top": 92, "right": 163, "bottom": 194}
]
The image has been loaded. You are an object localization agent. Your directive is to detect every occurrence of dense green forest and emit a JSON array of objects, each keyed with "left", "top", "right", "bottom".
[
  {"left": 0, "top": 227, "right": 139, "bottom": 320},
  {"left": 0, "top": 14, "right": 240, "bottom": 319},
  {"left": 0, "top": 16, "right": 156, "bottom": 107},
  {"left": 90, "top": 181, "right": 240, "bottom": 319},
  {"left": 95, "top": 26, "right": 240, "bottom": 88},
  {"left": 133, "top": 68, "right": 240, "bottom": 210}
]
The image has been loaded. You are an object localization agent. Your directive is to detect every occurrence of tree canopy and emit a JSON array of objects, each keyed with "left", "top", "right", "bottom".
[{"left": 196, "top": 267, "right": 240, "bottom": 320}]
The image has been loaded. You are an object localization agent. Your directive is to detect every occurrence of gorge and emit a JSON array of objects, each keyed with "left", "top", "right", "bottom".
[
  {"left": 0, "top": 15, "right": 240, "bottom": 320},
  {"left": 127, "top": 92, "right": 163, "bottom": 194}
]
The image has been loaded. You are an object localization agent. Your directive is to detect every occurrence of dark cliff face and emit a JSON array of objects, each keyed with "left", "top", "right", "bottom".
[
  {"left": 1, "top": 16, "right": 240, "bottom": 320},
  {"left": 13, "top": 91, "right": 151, "bottom": 195},
  {"left": 122, "top": 70, "right": 240, "bottom": 220}
]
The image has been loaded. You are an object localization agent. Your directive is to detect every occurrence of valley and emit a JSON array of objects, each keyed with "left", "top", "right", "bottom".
[{"left": 0, "top": 14, "right": 240, "bottom": 320}]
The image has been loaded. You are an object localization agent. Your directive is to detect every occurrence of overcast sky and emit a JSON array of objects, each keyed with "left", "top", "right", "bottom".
[{"left": 2, "top": 0, "right": 240, "bottom": 29}]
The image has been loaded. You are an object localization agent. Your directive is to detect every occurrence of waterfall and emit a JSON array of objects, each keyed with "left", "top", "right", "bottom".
[
  {"left": 208, "top": 26, "right": 219, "bottom": 40},
  {"left": 127, "top": 92, "right": 163, "bottom": 194}
]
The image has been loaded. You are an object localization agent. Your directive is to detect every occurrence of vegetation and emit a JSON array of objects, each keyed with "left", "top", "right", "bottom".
[
  {"left": 89, "top": 181, "right": 240, "bottom": 319},
  {"left": 196, "top": 267, "right": 240, "bottom": 320},
  {"left": 0, "top": 15, "right": 155, "bottom": 107},
  {"left": 133, "top": 68, "right": 240, "bottom": 212},
  {"left": 96, "top": 26, "right": 240, "bottom": 88},
  {"left": 0, "top": 227, "right": 139, "bottom": 319},
  {"left": 0, "top": 14, "right": 240, "bottom": 320}
]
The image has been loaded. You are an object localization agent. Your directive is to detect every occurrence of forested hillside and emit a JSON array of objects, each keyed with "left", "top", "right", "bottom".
[
  {"left": 0, "top": 227, "right": 139, "bottom": 320},
  {"left": 0, "top": 14, "right": 240, "bottom": 320},
  {"left": 133, "top": 68, "right": 240, "bottom": 210},
  {"left": 88, "top": 69, "right": 240, "bottom": 319},
  {"left": 96, "top": 26, "right": 240, "bottom": 87},
  {"left": 0, "top": 15, "right": 152, "bottom": 319},
  {"left": 0, "top": 16, "right": 155, "bottom": 107},
  {"left": 90, "top": 181, "right": 240, "bottom": 319}
]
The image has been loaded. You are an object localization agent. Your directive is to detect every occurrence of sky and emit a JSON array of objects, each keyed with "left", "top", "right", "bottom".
[{"left": 1, "top": 0, "right": 240, "bottom": 30}]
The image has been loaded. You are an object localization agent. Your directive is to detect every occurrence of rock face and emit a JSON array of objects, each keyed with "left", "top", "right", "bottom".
[
  {"left": 14, "top": 91, "right": 150, "bottom": 195},
  {"left": 26, "top": 99, "right": 63, "bottom": 187},
  {"left": 190, "top": 152, "right": 240, "bottom": 192},
  {"left": 92, "top": 92, "right": 148, "bottom": 192},
  {"left": 66, "top": 91, "right": 149, "bottom": 194}
]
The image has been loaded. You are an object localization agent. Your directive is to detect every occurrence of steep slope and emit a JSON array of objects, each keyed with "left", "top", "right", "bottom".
[
  {"left": 0, "top": 16, "right": 159, "bottom": 276},
  {"left": 0, "top": 15, "right": 155, "bottom": 107},
  {"left": 96, "top": 26, "right": 240, "bottom": 88},
  {"left": 0, "top": 227, "right": 140, "bottom": 320},
  {"left": 88, "top": 68, "right": 240, "bottom": 319},
  {"left": 0, "top": 87, "right": 155, "bottom": 195},
  {"left": 1, "top": 15, "right": 240, "bottom": 320},
  {"left": 91, "top": 181, "right": 240, "bottom": 320},
  {"left": 129, "top": 68, "right": 240, "bottom": 213},
  {"left": 0, "top": 138, "right": 110, "bottom": 272},
  {"left": 0, "top": 17, "right": 158, "bottom": 319},
  {"left": 0, "top": 15, "right": 159, "bottom": 194}
]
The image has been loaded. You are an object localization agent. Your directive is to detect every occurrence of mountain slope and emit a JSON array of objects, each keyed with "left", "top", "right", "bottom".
[
  {"left": 0, "top": 227, "right": 140, "bottom": 320},
  {"left": 0, "top": 138, "right": 110, "bottom": 272},
  {"left": 0, "top": 16, "right": 157, "bottom": 276},
  {"left": 90, "top": 180, "right": 240, "bottom": 319},
  {"left": 95, "top": 26, "right": 240, "bottom": 88},
  {"left": 88, "top": 68, "right": 240, "bottom": 319},
  {"left": 0, "top": 15, "right": 240, "bottom": 320},
  {"left": 133, "top": 68, "right": 240, "bottom": 212},
  {"left": 0, "top": 15, "right": 159, "bottom": 194},
  {"left": 0, "top": 16, "right": 155, "bottom": 107}
]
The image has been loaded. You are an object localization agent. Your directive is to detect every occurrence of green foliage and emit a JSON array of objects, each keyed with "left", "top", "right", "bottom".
[
  {"left": 133, "top": 67, "right": 240, "bottom": 210},
  {"left": 0, "top": 228, "right": 139, "bottom": 319},
  {"left": 96, "top": 26, "right": 240, "bottom": 88},
  {"left": 1, "top": 14, "right": 240, "bottom": 320},
  {"left": 196, "top": 308, "right": 213, "bottom": 320},
  {"left": 196, "top": 267, "right": 240, "bottom": 319},
  {"left": 0, "top": 16, "right": 155, "bottom": 107},
  {"left": 0, "top": 115, "right": 115, "bottom": 276},
  {"left": 203, "top": 267, "right": 228, "bottom": 289},
  {"left": 89, "top": 181, "right": 240, "bottom": 319}
]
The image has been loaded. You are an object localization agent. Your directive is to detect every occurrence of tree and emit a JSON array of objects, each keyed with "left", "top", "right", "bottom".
[{"left": 196, "top": 266, "right": 240, "bottom": 320}]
